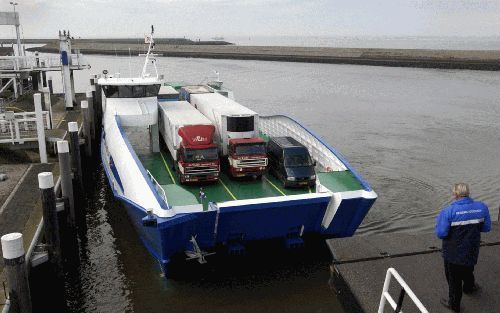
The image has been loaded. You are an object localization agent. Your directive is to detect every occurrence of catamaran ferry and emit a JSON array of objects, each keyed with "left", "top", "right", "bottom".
[{"left": 99, "top": 28, "right": 377, "bottom": 276}]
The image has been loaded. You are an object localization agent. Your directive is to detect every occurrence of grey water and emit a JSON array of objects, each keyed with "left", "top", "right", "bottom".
[{"left": 44, "top": 54, "right": 500, "bottom": 313}]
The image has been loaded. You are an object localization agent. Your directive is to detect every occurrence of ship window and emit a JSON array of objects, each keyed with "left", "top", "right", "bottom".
[
  {"left": 118, "top": 86, "right": 133, "bottom": 98},
  {"left": 103, "top": 84, "right": 160, "bottom": 98},
  {"left": 103, "top": 85, "right": 119, "bottom": 98},
  {"left": 227, "top": 116, "right": 254, "bottom": 132},
  {"left": 133, "top": 85, "right": 146, "bottom": 98},
  {"left": 146, "top": 84, "right": 161, "bottom": 97}
]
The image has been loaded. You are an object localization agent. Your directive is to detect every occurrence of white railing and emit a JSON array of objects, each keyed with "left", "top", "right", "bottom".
[
  {"left": 146, "top": 169, "right": 170, "bottom": 208},
  {"left": 0, "top": 53, "right": 89, "bottom": 72},
  {"left": 378, "top": 268, "right": 429, "bottom": 313},
  {"left": 260, "top": 115, "right": 346, "bottom": 172},
  {"left": 0, "top": 111, "right": 51, "bottom": 144}
]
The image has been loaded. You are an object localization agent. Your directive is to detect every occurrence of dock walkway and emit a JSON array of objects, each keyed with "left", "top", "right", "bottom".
[
  {"left": 327, "top": 222, "right": 500, "bottom": 313},
  {"left": 0, "top": 163, "right": 55, "bottom": 273},
  {"left": 0, "top": 94, "right": 83, "bottom": 310}
]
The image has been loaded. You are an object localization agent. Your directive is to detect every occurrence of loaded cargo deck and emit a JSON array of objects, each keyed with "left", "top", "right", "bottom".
[{"left": 138, "top": 146, "right": 364, "bottom": 211}]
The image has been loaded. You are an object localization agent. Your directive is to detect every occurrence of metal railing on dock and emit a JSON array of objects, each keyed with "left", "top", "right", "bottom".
[
  {"left": 378, "top": 268, "right": 429, "bottom": 313},
  {"left": 0, "top": 111, "right": 51, "bottom": 144},
  {"left": 0, "top": 53, "right": 89, "bottom": 73}
]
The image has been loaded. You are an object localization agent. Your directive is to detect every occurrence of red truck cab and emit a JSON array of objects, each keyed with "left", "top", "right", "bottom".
[
  {"left": 176, "top": 125, "right": 220, "bottom": 183},
  {"left": 228, "top": 138, "right": 268, "bottom": 178}
]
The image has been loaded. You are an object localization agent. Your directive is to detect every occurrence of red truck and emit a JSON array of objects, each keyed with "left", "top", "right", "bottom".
[
  {"left": 159, "top": 101, "right": 220, "bottom": 184},
  {"left": 187, "top": 91, "right": 268, "bottom": 179},
  {"left": 228, "top": 138, "right": 267, "bottom": 178}
]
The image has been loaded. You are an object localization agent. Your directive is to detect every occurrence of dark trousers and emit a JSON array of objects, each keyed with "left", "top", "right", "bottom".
[{"left": 444, "top": 260, "right": 475, "bottom": 312}]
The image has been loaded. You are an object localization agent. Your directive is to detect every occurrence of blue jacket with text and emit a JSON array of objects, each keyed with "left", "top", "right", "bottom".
[{"left": 435, "top": 197, "right": 491, "bottom": 266}]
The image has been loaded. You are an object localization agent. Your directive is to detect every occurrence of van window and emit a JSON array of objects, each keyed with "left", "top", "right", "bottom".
[{"left": 284, "top": 149, "right": 313, "bottom": 167}]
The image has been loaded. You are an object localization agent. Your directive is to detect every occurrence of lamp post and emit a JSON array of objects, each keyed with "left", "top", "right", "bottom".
[{"left": 9, "top": 2, "right": 22, "bottom": 57}]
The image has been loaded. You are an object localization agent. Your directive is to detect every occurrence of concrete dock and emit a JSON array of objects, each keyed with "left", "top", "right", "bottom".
[
  {"left": 30, "top": 40, "right": 500, "bottom": 71},
  {"left": 327, "top": 222, "right": 500, "bottom": 313},
  {"left": 0, "top": 93, "right": 84, "bottom": 311}
]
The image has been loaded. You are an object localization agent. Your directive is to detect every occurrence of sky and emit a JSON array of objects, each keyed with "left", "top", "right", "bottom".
[{"left": 0, "top": 0, "right": 499, "bottom": 38}]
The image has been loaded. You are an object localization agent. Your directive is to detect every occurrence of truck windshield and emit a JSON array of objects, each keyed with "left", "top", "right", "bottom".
[
  {"left": 234, "top": 144, "right": 266, "bottom": 156},
  {"left": 284, "top": 150, "right": 313, "bottom": 167},
  {"left": 184, "top": 147, "right": 218, "bottom": 162}
]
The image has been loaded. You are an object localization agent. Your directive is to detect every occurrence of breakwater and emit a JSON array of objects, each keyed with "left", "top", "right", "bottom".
[{"left": 29, "top": 40, "right": 500, "bottom": 71}]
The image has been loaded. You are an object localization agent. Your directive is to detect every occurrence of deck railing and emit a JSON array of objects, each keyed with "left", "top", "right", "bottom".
[
  {"left": 0, "top": 111, "right": 51, "bottom": 144},
  {"left": 146, "top": 169, "right": 170, "bottom": 208},
  {"left": 260, "top": 115, "right": 346, "bottom": 172},
  {"left": 378, "top": 268, "right": 429, "bottom": 313}
]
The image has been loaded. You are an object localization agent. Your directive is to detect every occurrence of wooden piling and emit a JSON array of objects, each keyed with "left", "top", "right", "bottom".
[
  {"left": 81, "top": 100, "right": 92, "bottom": 157},
  {"left": 1, "top": 233, "right": 32, "bottom": 313},
  {"left": 94, "top": 77, "right": 103, "bottom": 131},
  {"left": 68, "top": 122, "right": 83, "bottom": 187},
  {"left": 38, "top": 172, "right": 63, "bottom": 276},
  {"left": 57, "top": 140, "right": 75, "bottom": 228},
  {"left": 86, "top": 89, "right": 95, "bottom": 140}
]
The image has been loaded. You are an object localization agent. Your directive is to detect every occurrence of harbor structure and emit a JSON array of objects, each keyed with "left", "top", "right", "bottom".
[{"left": 327, "top": 222, "right": 500, "bottom": 313}]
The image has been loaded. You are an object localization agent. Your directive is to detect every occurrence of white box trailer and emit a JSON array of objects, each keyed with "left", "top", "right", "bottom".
[
  {"left": 190, "top": 92, "right": 259, "bottom": 156},
  {"left": 158, "top": 101, "right": 214, "bottom": 161}
]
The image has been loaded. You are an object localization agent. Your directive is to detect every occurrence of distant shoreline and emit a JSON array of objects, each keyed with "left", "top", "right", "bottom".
[{"left": 19, "top": 39, "right": 500, "bottom": 71}]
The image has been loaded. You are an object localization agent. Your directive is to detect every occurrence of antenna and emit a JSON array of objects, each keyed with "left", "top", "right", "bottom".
[{"left": 141, "top": 25, "right": 158, "bottom": 79}]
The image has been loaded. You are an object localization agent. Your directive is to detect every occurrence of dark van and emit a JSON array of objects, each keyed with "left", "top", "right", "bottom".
[{"left": 267, "top": 137, "right": 316, "bottom": 188}]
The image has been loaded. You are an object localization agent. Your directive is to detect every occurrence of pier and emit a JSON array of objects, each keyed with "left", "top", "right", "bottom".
[
  {"left": 0, "top": 90, "right": 93, "bottom": 311},
  {"left": 1, "top": 30, "right": 98, "bottom": 308},
  {"left": 326, "top": 222, "right": 500, "bottom": 313},
  {"left": 30, "top": 41, "right": 500, "bottom": 71}
]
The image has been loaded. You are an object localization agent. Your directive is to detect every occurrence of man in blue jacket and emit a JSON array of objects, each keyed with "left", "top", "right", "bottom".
[{"left": 435, "top": 183, "right": 491, "bottom": 312}]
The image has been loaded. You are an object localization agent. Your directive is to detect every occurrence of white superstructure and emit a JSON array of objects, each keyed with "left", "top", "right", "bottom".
[{"left": 100, "top": 26, "right": 179, "bottom": 218}]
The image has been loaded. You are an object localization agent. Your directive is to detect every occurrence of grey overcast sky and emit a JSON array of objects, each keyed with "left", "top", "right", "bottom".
[{"left": 0, "top": 0, "right": 499, "bottom": 38}]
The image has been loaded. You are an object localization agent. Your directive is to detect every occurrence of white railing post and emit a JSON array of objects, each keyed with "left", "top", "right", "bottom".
[
  {"left": 378, "top": 269, "right": 392, "bottom": 313},
  {"left": 377, "top": 268, "right": 429, "bottom": 313},
  {"left": 42, "top": 87, "right": 53, "bottom": 129},
  {"left": 14, "top": 120, "right": 21, "bottom": 143}
]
